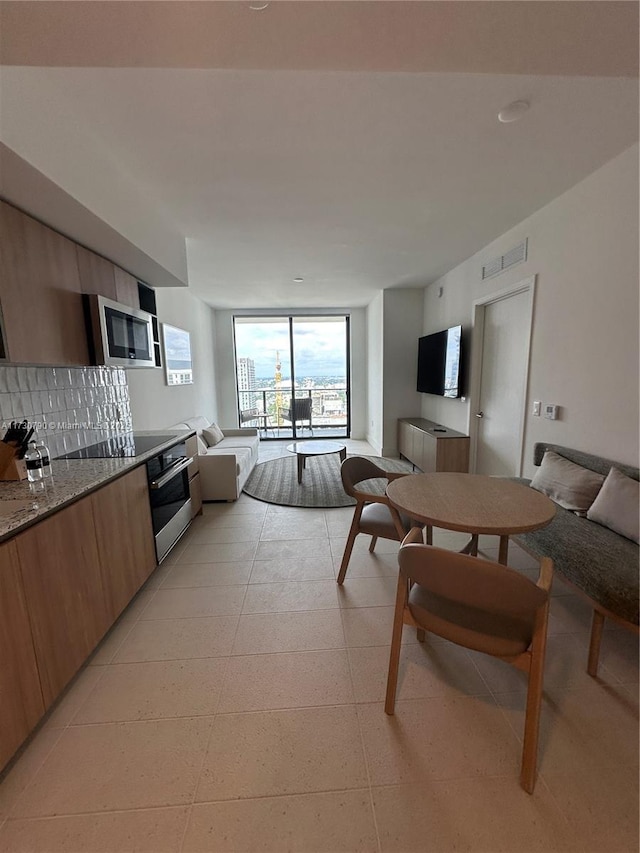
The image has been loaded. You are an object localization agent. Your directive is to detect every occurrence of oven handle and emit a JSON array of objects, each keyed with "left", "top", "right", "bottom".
[{"left": 149, "top": 456, "right": 191, "bottom": 490}]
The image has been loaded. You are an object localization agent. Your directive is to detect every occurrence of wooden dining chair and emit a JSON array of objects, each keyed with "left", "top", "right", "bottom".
[
  {"left": 385, "top": 527, "right": 553, "bottom": 794},
  {"left": 337, "top": 458, "right": 428, "bottom": 585}
]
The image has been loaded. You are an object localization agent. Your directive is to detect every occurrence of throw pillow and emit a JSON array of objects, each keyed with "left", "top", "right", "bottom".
[
  {"left": 202, "top": 423, "right": 225, "bottom": 447},
  {"left": 530, "top": 450, "right": 605, "bottom": 513},
  {"left": 587, "top": 467, "right": 639, "bottom": 544}
]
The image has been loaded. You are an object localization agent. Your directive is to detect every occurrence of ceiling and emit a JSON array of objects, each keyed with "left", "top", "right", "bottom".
[{"left": 0, "top": 1, "right": 638, "bottom": 309}]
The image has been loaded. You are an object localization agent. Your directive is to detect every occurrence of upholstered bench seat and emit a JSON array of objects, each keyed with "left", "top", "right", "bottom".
[{"left": 511, "top": 443, "right": 639, "bottom": 676}]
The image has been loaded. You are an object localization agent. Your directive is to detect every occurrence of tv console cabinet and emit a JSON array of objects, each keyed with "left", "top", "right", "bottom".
[{"left": 398, "top": 418, "right": 470, "bottom": 473}]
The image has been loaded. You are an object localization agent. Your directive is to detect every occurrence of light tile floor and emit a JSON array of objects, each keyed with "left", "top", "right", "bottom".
[{"left": 0, "top": 440, "right": 637, "bottom": 852}]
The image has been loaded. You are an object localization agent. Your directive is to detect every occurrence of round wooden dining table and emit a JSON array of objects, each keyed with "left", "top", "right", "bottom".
[{"left": 386, "top": 472, "right": 556, "bottom": 564}]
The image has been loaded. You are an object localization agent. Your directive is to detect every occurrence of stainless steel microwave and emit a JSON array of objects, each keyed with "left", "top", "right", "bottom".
[{"left": 84, "top": 294, "right": 155, "bottom": 368}]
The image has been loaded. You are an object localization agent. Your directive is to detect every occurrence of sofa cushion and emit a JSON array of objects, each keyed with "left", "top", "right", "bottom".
[
  {"left": 217, "top": 436, "right": 259, "bottom": 451},
  {"left": 202, "top": 423, "right": 225, "bottom": 447},
  {"left": 530, "top": 450, "right": 605, "bottom": 513},
  {"left": 587, "top": 467, "right": 639, "bottom": 544}
]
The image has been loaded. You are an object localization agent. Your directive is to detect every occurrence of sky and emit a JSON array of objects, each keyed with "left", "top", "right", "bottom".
[
  {"left": 163, "top": 323, "right": 192, "bottom": 369},
  {"left": 234, "top": 318, "right": 347, "bottom": 379}
]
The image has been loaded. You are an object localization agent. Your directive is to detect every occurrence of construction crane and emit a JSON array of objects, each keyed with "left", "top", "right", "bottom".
[{"left": 274, "top": 350, "right": 283, "bottom": 427}]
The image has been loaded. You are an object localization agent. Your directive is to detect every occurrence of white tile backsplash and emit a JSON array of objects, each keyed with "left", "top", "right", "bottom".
[{"left": 0, "top": 365, "right": 132, "bottom": 458}]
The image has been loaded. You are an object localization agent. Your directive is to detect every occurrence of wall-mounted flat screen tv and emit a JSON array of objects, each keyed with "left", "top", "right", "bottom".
[{"left": 417, "top": 325, "right": 462, "bottom": 397}]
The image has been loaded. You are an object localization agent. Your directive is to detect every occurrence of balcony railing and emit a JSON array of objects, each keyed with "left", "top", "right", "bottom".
[{"left": 237, "top": 386, "right": 349, "bottom": 436}]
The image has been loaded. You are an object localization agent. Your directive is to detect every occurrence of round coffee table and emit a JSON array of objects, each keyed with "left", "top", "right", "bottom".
[
  {"left": 387, "top": 472, "right": 555, "bottom": 564},
  {"left": 287, "top": 441, "right": 347, "bottom": 484}
]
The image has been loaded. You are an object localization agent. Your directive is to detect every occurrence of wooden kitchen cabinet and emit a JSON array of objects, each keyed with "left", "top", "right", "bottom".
[
  {"left": 76, "top": 244, "right": 117, "bottom": 299},
  {"left": 113, "top": 266, "right": 140, "bottom": 309},
  {"left": 398, "top": 418, "right": 470, "bottom": 473},
  {"left": 77, "top": 249, "right": 140, "bottom": 310},
  {"left": 91, "top": 466, "right": 157, "bottom": 619},
  {"left": 15, "top": 497, "right": 111, "bottom": 709},
  {"left": 0, "top": 201, "right": 90, "bottom": 365},
  {"left": 0, "top": 540, "right": 45, "bottom": 769},
  {"left": 1, "top": 463, "right": 164, "bottom": 771}
]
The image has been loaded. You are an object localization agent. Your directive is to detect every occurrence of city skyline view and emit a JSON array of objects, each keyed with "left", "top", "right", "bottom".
[
  {"left": 234, "top": 317, "right": 347, "bottom": 379},
  {"left": 234, "top": 317, "right": 349, "bottom": 436}
]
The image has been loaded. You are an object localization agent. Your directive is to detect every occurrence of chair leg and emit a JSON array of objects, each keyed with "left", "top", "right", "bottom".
[
  {"left": 520, "top": 613, "right": 549, "bottom": 794},
  {"left": 425, "top": 525, "right": 433, "bottom": 546},
  {"left": 369, "top": 536, "right": 378, "bottom": 553},
  {"left": 587, "top": 610, "right": 605, "bottom": 677},
  {"left": 385, "top": 575, "right": 408, "bottom": 715},
  {"left": 337, "top": 508, "right": 362, "bottom": 585}
]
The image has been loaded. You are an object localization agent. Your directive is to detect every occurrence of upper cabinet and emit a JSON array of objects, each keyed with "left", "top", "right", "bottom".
[
  {"left": 76, "top": 244, "right": 117, "bottom": 299},
  {"left": 0, "top": 201, "right": 147, "bottom": 365},
  {"left": 0, "top": 201, "right": 90, "bottom": 365},
  {"left": 76, "top": 246, "right": 139, "bottom": 310},
  {"left": 113, "top": 266, "right": 140, "bottom": 309},
  {"left": 77, "top": 246, "right": 140, "bottom": 308}
]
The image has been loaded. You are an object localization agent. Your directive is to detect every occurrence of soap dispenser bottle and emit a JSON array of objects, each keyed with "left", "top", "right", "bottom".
[
  {"left": 25, "top": 441, "right": 43, "bottom": 482},
  {"left": 35, "top": 438, "right": 52, "bottom": 478}
]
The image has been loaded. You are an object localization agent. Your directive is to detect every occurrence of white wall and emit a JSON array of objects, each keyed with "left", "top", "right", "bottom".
[
  {"left": 213, "top": 307, "right": 367, "bottom": 437},
  {"left": 366, "top": 292, "right": 384, "bottom": 454},
  {"left": 421, "top": 143, "right": 639, "bottom": 475},
  {"left": 381, "top": 289, "right": 424, "bottom": 456},
  {"left": 128, "top": 288, "right": 217, "bottom": 430}
]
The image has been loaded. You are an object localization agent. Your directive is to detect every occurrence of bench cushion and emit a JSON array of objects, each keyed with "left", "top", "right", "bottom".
[{"left": 513, "top": 477, "right": 639, "bottom": 626}]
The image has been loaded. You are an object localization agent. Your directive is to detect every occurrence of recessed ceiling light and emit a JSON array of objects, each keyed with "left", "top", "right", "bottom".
[
  {"left": 249, "top": 2, "right": 269, "bottom": 10},
  {"left": 293, "top": 277, "right": 304, "bottom": 283},
  {"left": 498, "top": 100, "right": 530, "bottom": 124}
]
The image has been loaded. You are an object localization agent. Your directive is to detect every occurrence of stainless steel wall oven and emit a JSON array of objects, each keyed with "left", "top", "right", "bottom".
[{"left": 146, "top": 441, "right": 192, "bottom": 562}]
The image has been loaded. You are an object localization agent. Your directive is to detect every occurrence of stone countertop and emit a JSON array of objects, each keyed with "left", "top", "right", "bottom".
[{"left": 0, "top": 430, "right": 195, "bottom": 543}]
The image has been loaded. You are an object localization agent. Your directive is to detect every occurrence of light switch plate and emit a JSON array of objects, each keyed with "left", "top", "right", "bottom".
[{"left": 532, "top": 401, "right": 541, "bottom": 416}]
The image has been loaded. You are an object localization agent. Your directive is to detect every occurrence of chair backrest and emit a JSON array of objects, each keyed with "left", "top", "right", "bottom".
[
  {"left": 399, "top": 542, "right": 548, "bottom": 620},
  {"left": 341, "top": 456, "right": 391, "bottom": 499},
  {"left": 291, "top": 397, "right": 312, "bottom": 419},
  {"left": 240, "top": 407, "right": 259, "bottom": 423}
]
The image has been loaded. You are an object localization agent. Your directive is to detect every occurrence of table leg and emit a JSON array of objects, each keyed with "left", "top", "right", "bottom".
[
  {"left": 297, "top": 454, "right": 304, "bottom": 484},
  {"left": 339, "top": 447, "right": 347, "bottom": 462},
  {"left": 460, "top": 534, "right": 478, "bottom": 557},
  {"left": 498, "top": 535, "right": 509, "bottom": 565}
]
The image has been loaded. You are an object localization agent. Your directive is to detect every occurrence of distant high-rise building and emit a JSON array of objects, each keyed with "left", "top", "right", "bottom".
[{"left": 237, "top": 357, "right": 257, "bottom": 411}]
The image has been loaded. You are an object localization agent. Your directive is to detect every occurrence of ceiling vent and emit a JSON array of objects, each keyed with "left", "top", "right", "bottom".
[{"left": 481, "top": 239, "right": 528, "bottom": 280}]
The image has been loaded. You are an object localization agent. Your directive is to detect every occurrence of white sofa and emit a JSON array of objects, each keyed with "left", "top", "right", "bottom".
[{"left": 166, "top": 416, "right": 260, "bottom": 502}]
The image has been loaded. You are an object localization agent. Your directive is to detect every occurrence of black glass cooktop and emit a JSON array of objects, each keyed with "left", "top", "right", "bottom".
[{"left": 60, "top": 433, "right": 179, "bottom": 459}]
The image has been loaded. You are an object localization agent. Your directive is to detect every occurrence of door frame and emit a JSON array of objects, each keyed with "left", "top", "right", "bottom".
[{"left": 467, "top": 275, "right": 536, "bottom": 476}]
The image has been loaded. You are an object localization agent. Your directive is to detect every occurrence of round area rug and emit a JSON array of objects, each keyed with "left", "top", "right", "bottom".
[{"left": 242, "top": 453, "right": 413, "bottom": 508}]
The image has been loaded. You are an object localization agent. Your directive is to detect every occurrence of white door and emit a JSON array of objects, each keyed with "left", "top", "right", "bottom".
[{"left": 474, "top": 288, "right": 532, "bottom": 476}]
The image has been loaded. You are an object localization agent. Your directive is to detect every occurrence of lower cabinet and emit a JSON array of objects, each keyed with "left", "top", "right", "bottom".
[
  {"left": 398, "top": 418, "right": 470, "bottom": 473},
  {"left": 15, "top": 497, "right": 112, "bottom": 709},
  {"left": 91, "top": 466, "right": 157, "bottom": 619},
  {"left": 0, "top": 541, "right": 45, "bottom": 769},
  {"left": 1, "top": 465, "right": 159, "bottom": 770}
]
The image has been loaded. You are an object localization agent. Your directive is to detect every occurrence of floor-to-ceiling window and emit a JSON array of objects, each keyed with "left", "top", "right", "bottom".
[{"left": 233, "top": 315, "right": 350, "bottom": 440}]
